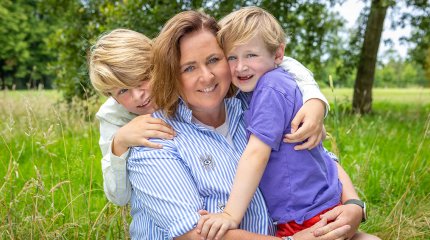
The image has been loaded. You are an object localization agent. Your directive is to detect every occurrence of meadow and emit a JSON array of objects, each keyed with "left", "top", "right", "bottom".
[{"left": 0, "top": 88, "right": 429, "bottom": 239}]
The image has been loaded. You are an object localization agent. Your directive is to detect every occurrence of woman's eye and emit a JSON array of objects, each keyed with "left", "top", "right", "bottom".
[
  {"left": 183, "top": 66, "right": 195, "bottom": 73},
  {"left": 246, "top": 53, "right": 257, "bottom": 58},
  {"left": 227, "top": 56, "right": 237, "bottom": 61},
  {"left": 208, "top": 57, "right": 219, "bottom": 64}
]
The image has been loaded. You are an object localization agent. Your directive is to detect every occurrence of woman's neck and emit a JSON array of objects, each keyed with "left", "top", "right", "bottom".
[{"left": 191, "top": 103, "right": 226, "bottom": 128}]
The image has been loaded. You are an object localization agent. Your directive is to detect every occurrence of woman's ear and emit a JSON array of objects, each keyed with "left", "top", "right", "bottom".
[{"left": 274, "top": 43, "right": 286, "bottom": 65}]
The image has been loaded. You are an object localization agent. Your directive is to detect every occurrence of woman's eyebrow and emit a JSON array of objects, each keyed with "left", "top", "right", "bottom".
[{"left": 180, "top": 60, "right": 196, "bottom": 68}]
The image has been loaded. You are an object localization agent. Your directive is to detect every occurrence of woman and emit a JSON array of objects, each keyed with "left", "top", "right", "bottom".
[{"left": 127, "top": 10, "right": 365, "bottom": 240}]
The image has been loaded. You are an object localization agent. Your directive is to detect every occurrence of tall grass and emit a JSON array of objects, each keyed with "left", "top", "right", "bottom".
[
  {"left": 323, "top": 88, "right": 430, "bottom": 239},
  {"left": 0, "top": 89, "right": 429, "bottom": 239},
  {"left": 0, "top": 90, "right": 129, "bottom": 239}
]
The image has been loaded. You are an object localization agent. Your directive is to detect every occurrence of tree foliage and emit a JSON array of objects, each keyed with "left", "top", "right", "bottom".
[
  {"left": 0, "top": 0, "right": 56, "bottom": 90},
  {"left": 38, "top": 0, "right": 347, "bottom": 101},
  {"left": 0, "top": 0, "right": 429, "bottom": 103}
]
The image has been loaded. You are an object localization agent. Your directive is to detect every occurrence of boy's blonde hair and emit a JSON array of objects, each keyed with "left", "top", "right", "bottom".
[
  {"left": 218, "top": 6, "right": 286, "bottom": 55},
  {"left": 89, "top": 29, "right": 152, "bottom": 96}
]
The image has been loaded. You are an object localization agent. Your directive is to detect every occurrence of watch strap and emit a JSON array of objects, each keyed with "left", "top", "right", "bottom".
[
  {"left": 344, "top": 199, "right": 366, "bottom": 222},
  {"left": 344, "top": 199, "right": 364, "bottom": 208}
]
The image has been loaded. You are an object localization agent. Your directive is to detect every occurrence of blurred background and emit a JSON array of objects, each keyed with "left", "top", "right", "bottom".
[
  {"left": 1, "top": 0, "right": 429, "bottom": 104},
  {"left": 1, "top": 1, "right": 429, "bottom": 239}
]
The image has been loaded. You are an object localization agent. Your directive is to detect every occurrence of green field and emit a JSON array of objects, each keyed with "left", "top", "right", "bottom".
[{"left": 0, "top": 89, "right": 429, "bottom": 239}]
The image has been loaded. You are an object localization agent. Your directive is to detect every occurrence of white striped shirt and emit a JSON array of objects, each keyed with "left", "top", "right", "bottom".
[{"left": 127, "top": 97, "right": 275, "bottom": 239}]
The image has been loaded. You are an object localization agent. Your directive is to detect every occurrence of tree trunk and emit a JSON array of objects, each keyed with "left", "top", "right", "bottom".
[{"left": 352, "top": 0, "right": 388, "bottom": 114}]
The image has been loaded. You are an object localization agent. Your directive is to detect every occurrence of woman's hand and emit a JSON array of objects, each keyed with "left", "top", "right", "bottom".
[
  {"left": 283, "top": 98, "right": 326, "bottom": 150},
  {"left": 313, "top": 204, "right": 362, "bottom": 239},
  {"left": 291, "top": 218, "right": 350, "bottom": 240},
  {"left": 112, "top": 114, "right": 175, "bottom": 156}
]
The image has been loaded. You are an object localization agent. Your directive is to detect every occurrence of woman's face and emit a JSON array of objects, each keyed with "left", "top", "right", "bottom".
[{"left": 179, "top": 30, "right": 231, "bottom": 115}]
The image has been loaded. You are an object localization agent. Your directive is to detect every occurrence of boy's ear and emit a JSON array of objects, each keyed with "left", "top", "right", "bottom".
[{"left": 274, "top": 43, "right": 286, "bottom": 65}]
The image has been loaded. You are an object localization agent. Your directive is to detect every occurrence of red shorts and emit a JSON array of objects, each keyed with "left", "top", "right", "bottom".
[{"left": 276, "top": 204, "right": 340, "bottom": 237}]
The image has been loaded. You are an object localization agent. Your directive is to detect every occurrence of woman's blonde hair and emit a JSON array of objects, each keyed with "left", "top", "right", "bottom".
[
  {"left": 89, "top": 29, "right": 153, "bottom": 96},
  {"left": 151, "top": 10, "right": 236, "bottom": 118},
  {"left": 218, "top": 6, "right": 286, "bottom": 55}
]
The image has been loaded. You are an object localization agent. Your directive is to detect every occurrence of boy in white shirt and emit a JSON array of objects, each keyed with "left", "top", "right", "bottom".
[{"left": 88, "top": 28, "right": 331, "bottom": 206}]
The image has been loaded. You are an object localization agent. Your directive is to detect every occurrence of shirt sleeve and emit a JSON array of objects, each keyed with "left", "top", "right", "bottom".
[
  {"left": 101, "top": 141, "right": 132, "bottom": 206},
  {"left": 280, "top": 56, "right": 330, "bottom": 116},
  {"left": 98, "top": 117, "right": 132, "bottom": 206},
  {"left": 247, "top": 86, "right": 296, "bottom": 151},
  {"left": 127, "top": 140, "right": 202, "bottom": 238}
]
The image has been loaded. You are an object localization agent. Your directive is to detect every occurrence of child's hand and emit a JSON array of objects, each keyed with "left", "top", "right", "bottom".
[
  {"left": 196, "top": 212, "right": 238, "bottom": 240},
  {"left": 112, "top": 114, "right": 175, "bottom": 156},
  {"left": 283, "top": 98, "right": 325, "bottom": 150}
]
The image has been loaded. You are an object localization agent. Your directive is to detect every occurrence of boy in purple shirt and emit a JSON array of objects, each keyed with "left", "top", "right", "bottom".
[{"left": 197, "top": 6, "right": 349, "bottom": 240}]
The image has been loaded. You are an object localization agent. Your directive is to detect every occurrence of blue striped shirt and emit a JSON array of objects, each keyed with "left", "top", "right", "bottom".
[{"left": 127, "top": 97, "right": 275, "bottom": 239}]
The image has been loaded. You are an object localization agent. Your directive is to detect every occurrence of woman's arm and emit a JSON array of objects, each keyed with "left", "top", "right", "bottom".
[
  {"left": 313, "top": 163, "right": 363, "bottom": 239},
  {"left": 98, "top": 115, "right": 132, "bottom": 206},
  {"left": 127, "top": 140, "right": 204, "bottom": 238},
  {"left": 179, "top": 216, "right": 350, "bottom": 240}
]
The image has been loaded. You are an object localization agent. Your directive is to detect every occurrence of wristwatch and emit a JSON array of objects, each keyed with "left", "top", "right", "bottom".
[
  {"left": 344, "top": 199, "right": 367, "bottom": 222},
  {"left": 282, "top": 237, "right": 294, "bottom": 240}
]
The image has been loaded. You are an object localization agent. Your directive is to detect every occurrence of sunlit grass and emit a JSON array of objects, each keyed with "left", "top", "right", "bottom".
[
  {"left": 322, "top": 87, "right": 430, "bottom": 104},
  {"left": 0, "top": 89, "right": 429, "bottom": 239},
  {"left": 0, "top": 90, "right": 129, "bottom": 239}
]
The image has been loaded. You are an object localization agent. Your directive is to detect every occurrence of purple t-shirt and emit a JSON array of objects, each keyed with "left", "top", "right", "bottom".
[{"left": 244, "top": 67, "right": 342, "bottom": 224}]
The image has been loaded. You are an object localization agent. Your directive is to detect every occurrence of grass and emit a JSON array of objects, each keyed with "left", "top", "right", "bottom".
[{"left": 0, "top": 88, "right": 429, "bottom": 239}]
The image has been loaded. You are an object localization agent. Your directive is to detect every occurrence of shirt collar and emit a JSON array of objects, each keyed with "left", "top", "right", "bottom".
[{"left": 175, "top": 97, "right": 243, "bottom": 134}]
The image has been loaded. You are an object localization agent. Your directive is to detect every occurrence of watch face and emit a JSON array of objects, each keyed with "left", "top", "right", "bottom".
[{"left": 362, "top": 202, "right": 367, "bottom": 222}]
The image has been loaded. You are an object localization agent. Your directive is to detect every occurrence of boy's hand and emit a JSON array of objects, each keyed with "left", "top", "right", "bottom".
[
  {"left": 283, "top": 98, "right": 325, "bottom": 150},
  {"left": 196, "top": 212, "right": 238, "bottom": 240},
  {"left": 112, "top": 114, "right": 175, "bottom": 156}
]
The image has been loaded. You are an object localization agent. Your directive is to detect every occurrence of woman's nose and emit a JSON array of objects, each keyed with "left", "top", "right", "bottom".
[{"left": 200, "top": 67, "right": 215, "bottom": 82}]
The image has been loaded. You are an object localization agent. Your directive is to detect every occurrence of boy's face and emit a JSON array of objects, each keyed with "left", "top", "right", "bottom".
[
  {"left": 111, "top": 81, "right": 155, "bottom": 115},
  {"left": 227, "top": 35, "right": 279, "bottom": 92}
]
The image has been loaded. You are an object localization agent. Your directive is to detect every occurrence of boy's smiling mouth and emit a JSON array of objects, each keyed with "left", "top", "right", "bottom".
[
  {"left": 237, "top": 75, "right": 253, "bottom": 81},
  {"left": 137, "top": 98, "right": 151, "bottom": 108}
]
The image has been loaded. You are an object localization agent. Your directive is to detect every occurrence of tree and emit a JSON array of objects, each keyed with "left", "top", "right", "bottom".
[
  {"left": 42, "top": 0, "right": 344, "bottom": 101},
  {"left": 352, "top": 0, "right": 430, "bottom": 114},
  {"left": 352, "top": 0, "right": 391, "bottom": 114},
  {"left": 0, "top": 0, "right": 56, "bottom": 90}
]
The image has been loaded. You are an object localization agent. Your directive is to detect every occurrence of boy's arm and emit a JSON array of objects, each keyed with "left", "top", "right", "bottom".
[
  {"left": 280, "top": 57, "right": 328, "bottom": 150},
  {"left": 224, "top": 135, "right": 271, "bottom": 221},
  {"left": 97, "top": 102, "right": 174, "bottom": 206},
  {"left": 99, "top": 118, "right": 132, "bottom": 206},
  {"left": 197, "top": 135, "right": 272, "bottom": 240},
  {"left": 280, "top": 56, "right": 329, "bottom": 111}
]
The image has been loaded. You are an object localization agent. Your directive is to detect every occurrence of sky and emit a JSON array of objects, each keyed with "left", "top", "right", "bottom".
[{"left": 334, "top": 0, "right": 412, "bottom": 60}]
